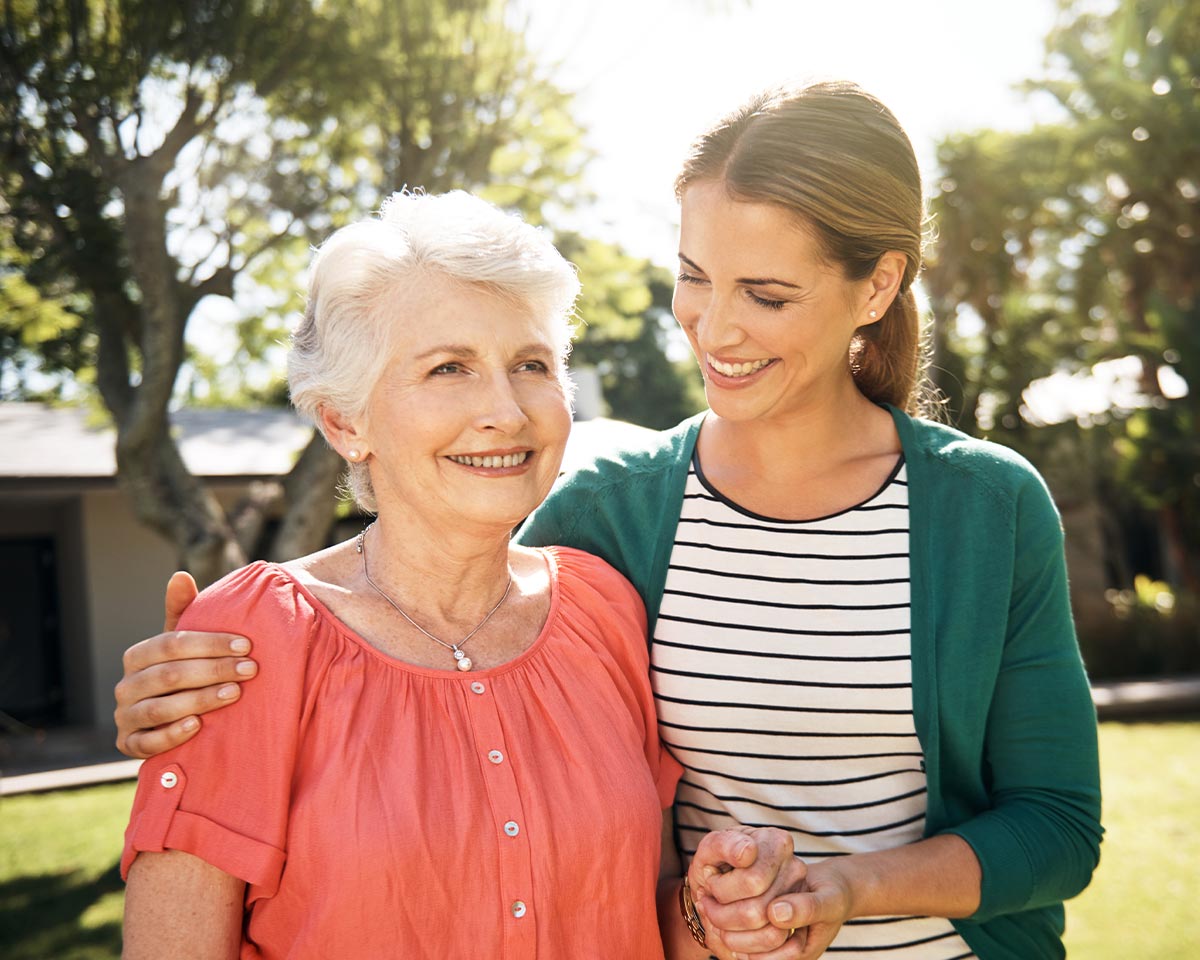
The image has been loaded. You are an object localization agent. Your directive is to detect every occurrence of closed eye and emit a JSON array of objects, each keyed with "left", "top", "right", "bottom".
[
  {"left": 746, "top": 290, "right": 788, "bottom": 311},
  {"left": 676, "top": 271, "right": 708, "bottom": 286}
]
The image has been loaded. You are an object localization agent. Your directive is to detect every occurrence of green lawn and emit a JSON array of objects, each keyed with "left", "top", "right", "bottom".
[
  {"left": 2, "top": 722, "right": 1197, "bottom": 958},
  {"left": 1062, "top": 722, "right": 1200, "bottom": 959},
  {"left": 0, "top": 780, "right": 133, "bottom": 960}
]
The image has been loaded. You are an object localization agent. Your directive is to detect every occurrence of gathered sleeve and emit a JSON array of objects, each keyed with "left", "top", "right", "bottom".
[
  {"left": 121, "top": 563, "right": 311, "bottom": 902},
  {"left": 946, "top": 476, "right": 1104, "bottom": 921}
]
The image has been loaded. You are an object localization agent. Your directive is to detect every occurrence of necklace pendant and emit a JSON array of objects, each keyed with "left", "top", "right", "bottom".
[{"left": 456, "top": 656, "right": 473, "bottom": 672}]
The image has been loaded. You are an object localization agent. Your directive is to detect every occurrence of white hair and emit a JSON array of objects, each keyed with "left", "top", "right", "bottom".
[{"left": 288, "top": 190, "right": 581, "bottom": 511}]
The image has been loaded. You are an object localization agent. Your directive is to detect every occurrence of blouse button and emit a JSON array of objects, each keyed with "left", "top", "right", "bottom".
[
  {"left": 503, "top": 820, "right": 520, "bottom": 837},
  {"left": 160, "top": 771, "right": 178, "bottom": 789},
  {"left": 470, "top": 681, "right": 486, "bottom": 694},
  {"left": 487, "top": 750, "right": 504, "bottom": 764},
  {"left": 511, "top": 900, "right": 527, "bottom": 918}
]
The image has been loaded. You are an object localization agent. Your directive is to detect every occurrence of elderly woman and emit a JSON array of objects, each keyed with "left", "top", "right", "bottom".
[{"left": 120, "top": 190, "right": 683, "bottom": 959}]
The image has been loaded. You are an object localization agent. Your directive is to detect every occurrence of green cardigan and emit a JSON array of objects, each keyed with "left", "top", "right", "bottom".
[{"left": 518, "top": 406, "right": 1102, "bottom": 960}]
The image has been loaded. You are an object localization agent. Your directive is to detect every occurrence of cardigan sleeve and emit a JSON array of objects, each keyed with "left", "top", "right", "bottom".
[{"left": 944, "top": 475, "right": 1103, "bottom": 921}]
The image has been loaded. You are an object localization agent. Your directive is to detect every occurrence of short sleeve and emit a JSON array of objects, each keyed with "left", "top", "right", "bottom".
[{"left": 121, "top": 563, "right": 311, "bottom": 902}]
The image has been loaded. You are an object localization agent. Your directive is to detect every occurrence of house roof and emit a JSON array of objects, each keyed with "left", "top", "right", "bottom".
[
  {"left": 0, "top": 403, "right": 314, "bottom": 479},
  {"left": 0, "top": 402, "right": 658, "bottom": 481}
]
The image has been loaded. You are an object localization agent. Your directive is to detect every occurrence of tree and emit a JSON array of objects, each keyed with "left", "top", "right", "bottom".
[
  {"left": 559, "top": 233, "right": 704, "bottom": 429},
  {"left": 0, "top": 0, "right": 588, "bottom": 585},
  {"left": 925, "top": 0, "right": 1199, "bottom": 591}
]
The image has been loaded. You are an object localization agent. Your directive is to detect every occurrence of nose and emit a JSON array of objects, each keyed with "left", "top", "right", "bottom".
[
  {"left": 475, "top": 371, "right": 529, "bottom": 434},
  {"left": 678, "top": 289, "right": 742, "bottom": 354}
]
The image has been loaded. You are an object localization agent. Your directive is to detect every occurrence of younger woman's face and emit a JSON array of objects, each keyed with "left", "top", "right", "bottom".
[{"left": 673, "top": 180, "right": 881, "bottom": 423}]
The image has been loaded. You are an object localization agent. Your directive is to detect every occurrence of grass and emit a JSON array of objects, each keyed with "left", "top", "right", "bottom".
[
  {"left": 0, "top": 780, "right": 134, "bottom": 960},
  {"left": 1062, "top": 721, "right": 1200, "bottom": 959},
  {"left": 1, "top": 723, "right": 1196, "bottom": 958}
]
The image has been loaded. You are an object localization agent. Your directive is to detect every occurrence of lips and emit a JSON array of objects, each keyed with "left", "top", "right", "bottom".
[{"left": 447, "top": 451, "right": 530, "bottom": 468}]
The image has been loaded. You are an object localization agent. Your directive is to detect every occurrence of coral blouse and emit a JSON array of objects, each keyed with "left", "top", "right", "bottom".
[{"left": 122, "top": 547, "right": 681, "bottom": 959}]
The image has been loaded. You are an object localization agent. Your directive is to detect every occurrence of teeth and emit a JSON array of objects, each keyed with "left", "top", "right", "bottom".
[
  {"left": 708, "top": 355, "right": 773, "bottom": 378},
  {"left": 450, "top": 452, "right": 529, "bottom": 468}
]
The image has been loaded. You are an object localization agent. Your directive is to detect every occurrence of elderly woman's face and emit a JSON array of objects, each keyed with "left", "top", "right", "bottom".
[{"left": 363, "top": 272, "right": 572, "bottom": 532}]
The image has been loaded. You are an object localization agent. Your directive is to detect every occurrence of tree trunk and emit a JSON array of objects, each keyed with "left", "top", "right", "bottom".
[
  {"left": 114, "top": 418, "right": 247, "bottom": 588},
  {"left": 268, "top": 432, "right": 345, "bottom": 561}
]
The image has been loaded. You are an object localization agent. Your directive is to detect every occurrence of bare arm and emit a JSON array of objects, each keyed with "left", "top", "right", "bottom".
[
  {"left": 122, "top": 850, "right": 245, "bottom": 960},
  {"left": 114, "top": 572, "right": 257, "bottom": 759}
]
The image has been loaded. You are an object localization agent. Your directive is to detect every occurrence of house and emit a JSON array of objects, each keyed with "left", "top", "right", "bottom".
[{"left": 0, "top": 387, "right": 652, "bottom": 739}]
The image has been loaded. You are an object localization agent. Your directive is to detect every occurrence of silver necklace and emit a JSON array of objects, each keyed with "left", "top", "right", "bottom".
[{"left": 356, "top": 524, "right": 512, "bottom": 672}]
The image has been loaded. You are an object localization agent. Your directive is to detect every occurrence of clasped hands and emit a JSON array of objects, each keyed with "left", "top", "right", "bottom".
[{"left": 686, "top": 827, "right": 852, "bottom": 960}]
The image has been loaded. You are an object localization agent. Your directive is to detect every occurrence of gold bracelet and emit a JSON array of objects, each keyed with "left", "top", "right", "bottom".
[{"left": 678, "top": 877, "right": 707, "bottom": 948}]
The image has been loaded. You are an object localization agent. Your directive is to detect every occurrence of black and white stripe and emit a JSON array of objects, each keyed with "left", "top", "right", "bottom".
[{"left": 653, "top": 458, "right": 975, "bottom": 958}]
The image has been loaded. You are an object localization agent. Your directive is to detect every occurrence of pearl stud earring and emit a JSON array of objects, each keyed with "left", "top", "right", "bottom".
[
  {"left": 348, "top": 449, "right": 360, "bottom": 461},
  {"left": 868, "top": 310, "right": 878, "bottom": 319}
]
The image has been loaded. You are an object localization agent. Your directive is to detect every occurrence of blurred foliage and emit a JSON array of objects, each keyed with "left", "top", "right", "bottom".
[
  {"left": 0, "top": 0, "right": 690, "bottom": 579},
  {"left": 926, "top": 0, "right": 1200, "bottom": 664},
  {"left": 560, "top": 232, "right": 705, "bottom": 429}
]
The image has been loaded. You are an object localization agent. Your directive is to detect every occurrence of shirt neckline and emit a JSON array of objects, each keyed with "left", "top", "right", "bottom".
[
  {"left": 261, "top": 547, "right": 562, "bottom": 680},
  {"left": 690, "top": 447, "right": 906, "bottom": 524}
]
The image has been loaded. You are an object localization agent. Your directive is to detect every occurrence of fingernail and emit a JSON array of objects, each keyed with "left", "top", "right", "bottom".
[
  {"left": 217, "top": 683, "right": 240, "bottom": 700},
  {"left": 235, "top": 659, "right": 257, "bottom": 676},
  {"left": 701, "top": 864, "right": 718, "bottom": 881},
  {"left": 734, "top": 838, "right": 752, "bottom": 857},
  {"left": 771, "top": 901, "right": 794, "bottom": 923},
  {"left": 230, "top": 638, "right": 251, "bottom": 654},
  {"left": 181, "top": 717, "right": 199, "bottom": 732}
]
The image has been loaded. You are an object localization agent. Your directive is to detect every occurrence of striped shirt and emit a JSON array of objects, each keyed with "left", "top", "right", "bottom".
[{"left": 651, "top": 454, "right": 975, "bottom": 959}]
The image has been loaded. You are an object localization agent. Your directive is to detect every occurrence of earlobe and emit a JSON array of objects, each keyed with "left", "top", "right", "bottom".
[{"left": 319, "top": 404, "right": 368, "bottom": 462}]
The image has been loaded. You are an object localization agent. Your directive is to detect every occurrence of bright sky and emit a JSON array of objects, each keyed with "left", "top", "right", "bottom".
[{"left": 521, "top": 0, "right": 1067, "bottom": 267}]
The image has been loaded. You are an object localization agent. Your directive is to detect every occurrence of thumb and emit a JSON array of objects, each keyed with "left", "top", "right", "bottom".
[
  {"left": 768, "top": 882, "right": 843, "bottom": 931},
  {"left": 164, "top": 570, "right": 199, "bottom": 631}
]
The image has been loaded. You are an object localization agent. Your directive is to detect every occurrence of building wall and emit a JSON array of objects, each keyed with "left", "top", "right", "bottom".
[{"left": 80, "top": 489, "right": 180, "bottom": 732}]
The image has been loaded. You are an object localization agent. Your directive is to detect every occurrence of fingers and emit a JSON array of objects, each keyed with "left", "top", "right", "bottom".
[
  {"left": 705, "top": 828, "right": 804, "bottom": 907},
  {"left": 115, "top": 678, "right": 248, "bottom": 758},
  {"left": 691, "top": 828, "right": 759, "bottom": 886},
  {"left": 701, "top": 906, "right": 807, "bottom": 960},
  {"left": 704, "top": 913, "right": 802, "bottom": 959},
  {"left": 121, "top": 714, "right": 204, "bottom": 760},
  {"left": 122, "top": 630, "right": 251, "bottom": 674},
  {"left": 163, "top": 571, "right": 198, "bottom": 631},
  {"left": 114, "top": 648, "right": 257, "bottom": 758}
]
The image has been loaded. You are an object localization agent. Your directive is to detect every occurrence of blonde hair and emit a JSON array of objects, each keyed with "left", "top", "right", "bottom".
[
  {"left": 675, "top": 81, "right": 930, "bottom": 414},
  {"left": 288, "top": 190, "right": 580, "bottom": 511}
]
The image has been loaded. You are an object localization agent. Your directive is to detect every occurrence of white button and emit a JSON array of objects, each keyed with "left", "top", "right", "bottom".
[
  {"left": 470, "top": 681, "right": 486, "bottom": 694},
  {"left": 488, "top": 750, "right": 504, "bottom": 764},
  {"left": 503, "top": 820, "right": 520, "bottom": 837},
  {"left": 160, "top": 771, "right": 178, "bottom": 789},
  {"left": 511, "top": 900, "right": 527, "bottom": 918}
]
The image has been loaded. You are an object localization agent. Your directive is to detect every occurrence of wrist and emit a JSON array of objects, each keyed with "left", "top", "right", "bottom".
[{"left": 657, "top": 876, "right": 710, "bottom": 960}]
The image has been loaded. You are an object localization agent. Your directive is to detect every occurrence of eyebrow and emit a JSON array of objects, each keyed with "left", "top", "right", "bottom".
[
  {"left": 678, "top": 253, "right": 803, "bottom": 290},
  {"left": 411, "top": 342, "right": 555, "bottom": 362}
]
